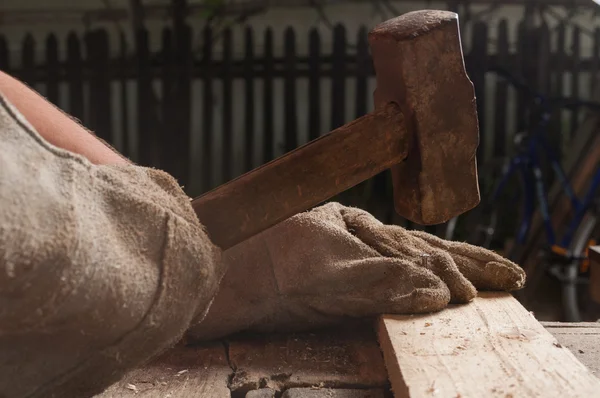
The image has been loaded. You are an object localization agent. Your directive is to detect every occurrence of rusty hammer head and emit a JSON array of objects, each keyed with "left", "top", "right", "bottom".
[{"left": 369, "top": 10, "right": 480, "bottom": 225}]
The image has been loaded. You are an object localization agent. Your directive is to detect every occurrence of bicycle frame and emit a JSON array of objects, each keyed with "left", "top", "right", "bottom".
[
  {"left": 486, "top": 92, "right": 600, "bottom": 255},
  {"left": 560, "top": 167, "right": 600, "bottom": 250}
]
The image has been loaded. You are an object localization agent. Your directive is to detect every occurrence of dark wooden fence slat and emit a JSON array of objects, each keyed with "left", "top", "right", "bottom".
[
  {"left": 554, "top": 24, "right": 566, "bottom": 98},
  {"left": 135, "top": 27, "right": 157, "bottom": 167},
  {"left": 493, "top": 19, "right": 509, "bottom": 158},
  {"left": 308, "top": 28, "right": 321, "bottom": 141},
  {"left": 263, "top": 28, "right": 275, "bottom": 163},
  {"left": 537, "top": 23, "right": 551, "bottom": 95},
  {"left": 119, "top": 32, "right": 130, "bottom": 157},
  {"left": 516, "top": 14, "right": 533, "bottom": 132},
  {"left": 170, "top": 24, "right": 193, "bottom": 186},
  {"left": 244, "top": 27, "right": 255, "bottom": 172},
  {"left": 284, "top": 27, "right": 298, "bottom": 152},
  {"left": 537, "top": 23, "right": 558, "bottom": 156},
  {"left": 0, "top": 36, "right": 8, "bottom": 70},
  {"left": 161, "top": 27, "right": 174, "bottom": 173},
  {"left": 66, "top": 32, "right": 84, "bottom": 122},
  {"left": 21, "top": 35, "right": 36, "bottom": 88},
  {"left": 469, "top": 21, "right": 488, "bottom": 161},
  {"left": 592, "top": 28, "right": 600, "bottom": 94},
  {"left": 201, "top": 27, "right": 214, "bottom": 192},
  {"left": 553, "top": 23, "right": 566, "bottom": 158},
  {"left": 169, "top": 0, "right": 192, "bottom": 186},
  {"left": 331, "top": 24, "right": 346, "bottom": 130},
  {"left": 521, "top": 6, "right": 538, "bottom": 90},
  {"left": 86, "top": 30, "right": 112, "bottom": 143},
  {"left": 45, "top": 34, "right": 60, "bottom": 106},
  {"left": 570, "top": 26, "right": 581, "bottom": 139},
  {"left": 355, "top": 26, "right": 369, "bottom": 119},
  {"left": 536, "top": 23, "right": 555, "bottom": 186},
  {"left": 222, "top": 28, "right": 233, "bottom": 182}
]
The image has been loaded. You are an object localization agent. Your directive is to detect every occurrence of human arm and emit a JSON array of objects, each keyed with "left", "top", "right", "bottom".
[{"left": 0, "top": 70, "right": 128, "bottom": 165}]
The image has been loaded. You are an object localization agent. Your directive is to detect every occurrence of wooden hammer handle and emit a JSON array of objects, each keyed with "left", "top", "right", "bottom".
[{"left": 191, "top": 103, "right": 407, "bottom": 250}]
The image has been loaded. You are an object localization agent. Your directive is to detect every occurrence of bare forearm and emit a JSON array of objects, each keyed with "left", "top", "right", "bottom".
[{"left": 0, "top": 70, "right": 129, "bottom": 165}]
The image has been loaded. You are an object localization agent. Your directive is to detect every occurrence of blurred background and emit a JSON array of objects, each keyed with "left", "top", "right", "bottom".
[{"left": 1, "top": 0, "right": 599, "bottom": 322}]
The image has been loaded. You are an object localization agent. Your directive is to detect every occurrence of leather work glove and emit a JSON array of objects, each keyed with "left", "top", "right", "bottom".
[
  {"left": 188, "top": 202, "right": 525, "bottom": 341},
  {"left": 0, "top": 95, "right": 224, "bottom": 398}
]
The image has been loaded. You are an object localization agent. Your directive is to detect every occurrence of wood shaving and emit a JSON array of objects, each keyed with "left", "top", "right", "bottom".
[{"left": 126, "top": 383, "right": 138, "bottom": 393}]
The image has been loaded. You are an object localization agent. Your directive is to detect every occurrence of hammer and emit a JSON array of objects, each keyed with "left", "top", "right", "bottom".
[{"left": 192, "top": 10, "right": 480, "bottom": 250}]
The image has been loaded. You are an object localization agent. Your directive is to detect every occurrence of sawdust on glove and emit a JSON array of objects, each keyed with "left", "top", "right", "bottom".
[
  {"left": 0, "top": 94, "right": 223, "bottom": 398},
  {"left": 188, "top": 202, "right": 525, "bottom": 341}
]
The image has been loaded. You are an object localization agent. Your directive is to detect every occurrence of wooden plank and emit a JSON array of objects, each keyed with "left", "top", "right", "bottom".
[
  {"left": 284, "top": 27, "right": 298, "bottom": 151},
  {"left": 95, "top": 343, "right": 231, "bottom": 397},
  {"left": 331, "top": 24, "right": 346, "bottom": 130},
  {"left": 544, "top": 321, "right": 600, "bottom": 377},
  {"left": 308, "top": 28, "right": 321, "bottom": 141},
  {"left": 227, "top": 322, "right": 388, "bottom": 396},
  {"left": 378, "top": 292, "right": 600, "bottom": 398}
]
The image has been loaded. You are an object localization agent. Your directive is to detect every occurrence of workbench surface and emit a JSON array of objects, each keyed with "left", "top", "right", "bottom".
[{"left": 96, "top": 320, "right": 600, "bottom": 397}]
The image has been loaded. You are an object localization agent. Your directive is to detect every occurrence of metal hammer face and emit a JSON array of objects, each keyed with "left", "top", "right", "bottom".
[{"left": 369, "top": 10, "right": 480, "bottom": 225}]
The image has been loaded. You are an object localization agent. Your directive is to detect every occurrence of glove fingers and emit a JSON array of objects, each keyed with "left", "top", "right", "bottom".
[
  {"left": 341, "top": 209, "right": 476, "bottom": 304},
  {"left": 304, "top": 256, "right": 452, "bottom": 317},
  {"left": 410, "top": 231, "right": 526, "bottom": 291},
  {"left": 422, "top": 250, "right": 477, "bottom": 304}
]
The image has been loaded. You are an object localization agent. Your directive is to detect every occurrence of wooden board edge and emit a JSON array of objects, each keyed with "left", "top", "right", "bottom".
[{"left": 376, "top": 317, "right": 410, "bottom": 398}]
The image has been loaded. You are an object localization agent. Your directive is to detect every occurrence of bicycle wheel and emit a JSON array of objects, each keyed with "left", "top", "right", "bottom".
[{"left": 561, "top": 209, "right": 598, "bottom": 322}]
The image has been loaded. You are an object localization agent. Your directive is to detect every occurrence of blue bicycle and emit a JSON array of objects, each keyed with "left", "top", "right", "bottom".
[{"left": 447, "top": 66, "right": 600, "bottom": 321}]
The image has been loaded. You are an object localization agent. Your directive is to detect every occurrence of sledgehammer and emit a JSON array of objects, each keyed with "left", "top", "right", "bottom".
[{"left": 191, "top": 10, "right": 480, "bottom": 250}]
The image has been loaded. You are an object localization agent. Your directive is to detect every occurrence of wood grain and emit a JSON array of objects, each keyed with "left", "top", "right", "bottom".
[
  {"left": 95, "top": 343, "right": 231, "bottom": 398},
  {"left": 378, "top": 292, "right": 600, "bottom": 398}
]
